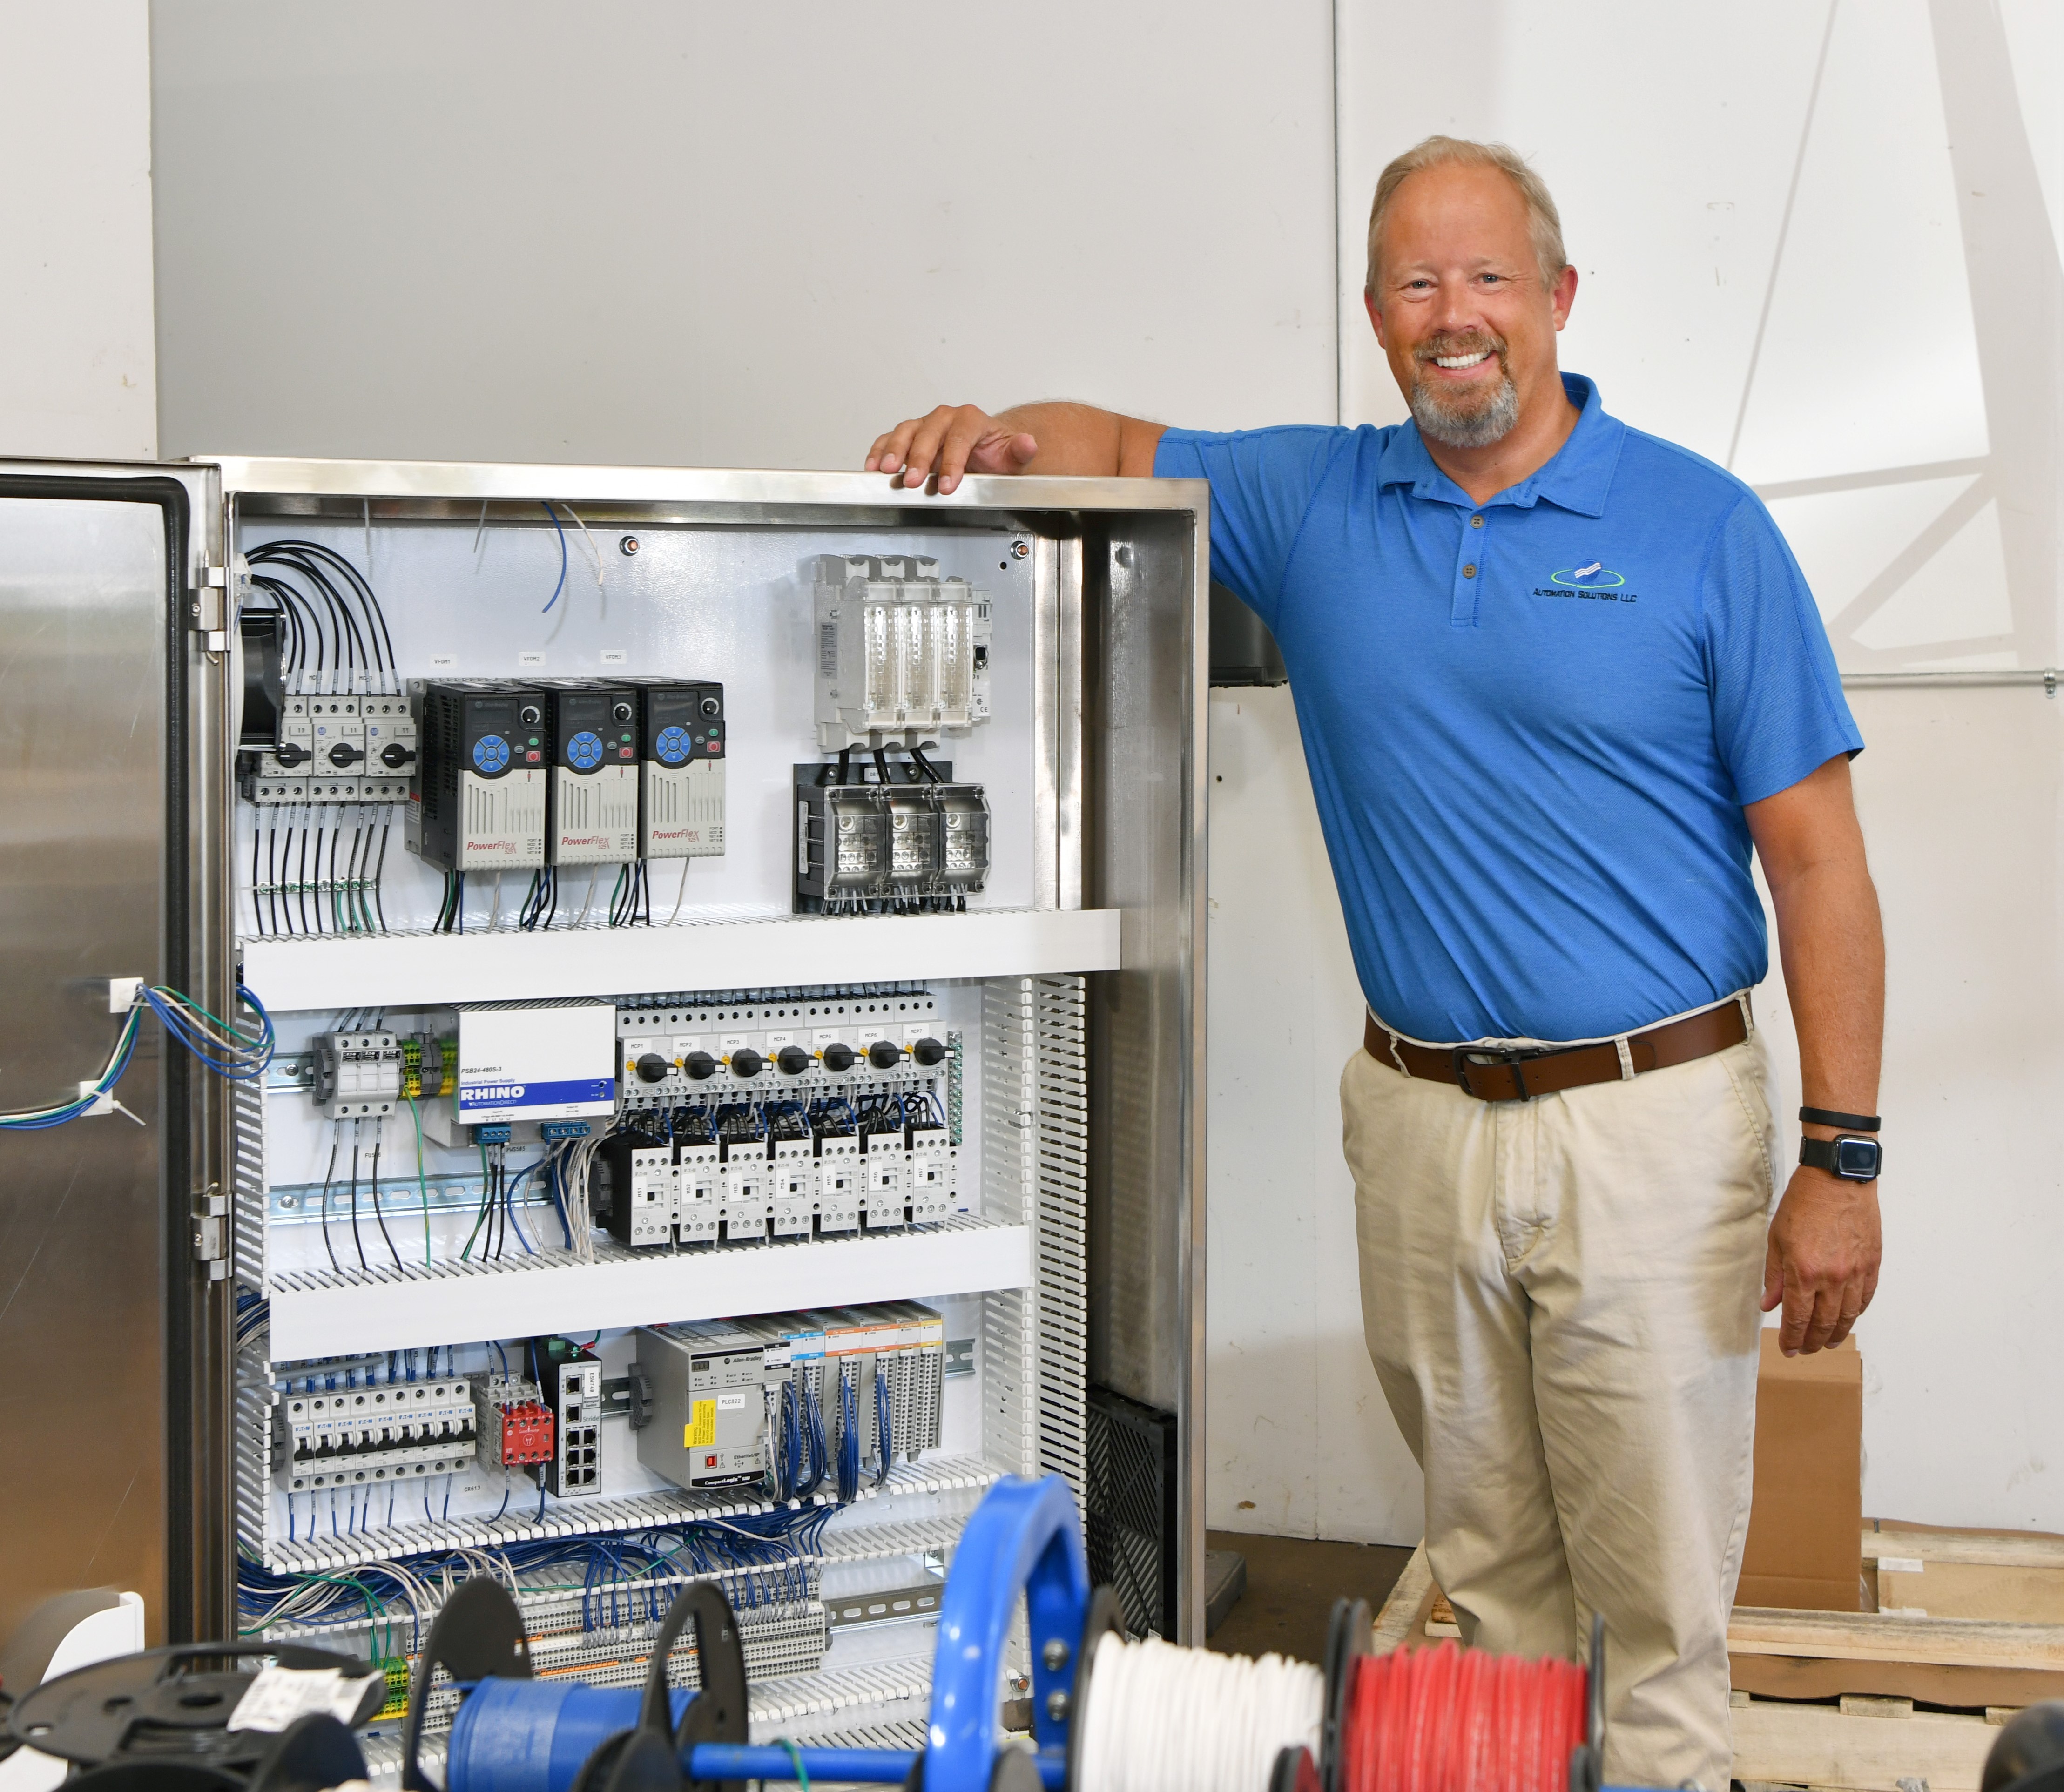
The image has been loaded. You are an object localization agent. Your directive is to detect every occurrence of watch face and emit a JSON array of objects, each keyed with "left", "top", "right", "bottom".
[{"left": 1834, "top": 1137, "right": 1881, "bottom": 1180}]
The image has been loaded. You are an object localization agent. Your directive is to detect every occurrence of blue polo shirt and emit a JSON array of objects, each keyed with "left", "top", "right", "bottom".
[{"left": 1158, "top": 374, "right": 1862, "bottom": 1044}]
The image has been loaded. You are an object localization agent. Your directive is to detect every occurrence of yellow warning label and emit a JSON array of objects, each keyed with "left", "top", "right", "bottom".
[{"left": 685, "top": 1399, "right": 716, "bottom": 1448}]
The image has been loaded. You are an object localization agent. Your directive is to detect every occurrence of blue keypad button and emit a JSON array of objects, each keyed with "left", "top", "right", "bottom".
[
  {"left": 472, "top": 734, "right": 511, "bottom": 774},
  {"left": 656, "top": 724, "right": 693, "bottom": 766},
  {"left": 567, "top": 729, "right": 605, "bottom": 770}
]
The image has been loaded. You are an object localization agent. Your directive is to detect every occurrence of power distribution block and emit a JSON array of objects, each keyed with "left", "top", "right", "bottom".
[
  {"left": 627, "top": 677, "right": 726, "bottom": 859},
  {"left": 418, "top": 999, "right": 617, "bottom": 1147},
  {"left": 407, "top": 680, "right": 549, "bottom": 872},
  {"left": 538, "top": 680, "right": 640, "bottom": 865},
  {"left": 276, "top": 1376, "right": 477, "bottom": 1494},
  {"left": 475, "top": 1375, "right": 554, "bottom": 1469},
  {"left": 310, "top": 1030, "right": 405, "bottom": 1119},
  {"left": 813, "top": 554, "right": 991, "bottom": 749},
  {"left": 794, "top": 759, "right": 990, "bottom": 914}
]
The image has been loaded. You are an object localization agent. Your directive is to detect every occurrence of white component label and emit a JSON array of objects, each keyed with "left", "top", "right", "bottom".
[
  {"left": 903, "top": 1021, "right": 939, "bottom": 1045},
  {"left": 670, "top": 1037, "right": 703, "bottom": 1058},
  {"left": 1877, "top": 1556, "right": 1925, "bottom": 1575},
  {"left": 715, "top": 1391, "right": 749, "bottom": 1411},
  {"left": 764, "top": 1031, "right": 796, "bottom": 1051},
  {"left": 812, "top": 1029, "right": 844, "bottom": 1049},
  {"left": 428, "top": 653, "right": 458, "bottom": 669},
  {"left": 229, "top": 1665, "right": 371, "bottom": 1733},
  {"left": 720, "top": 1033, "right": 750, "bottom": 1054},
  {"left": 517, "top": 650, "right": 546, "bottom": 667},
  {"left": 600, "top": 649, "right": 628, "bottom": 665}
]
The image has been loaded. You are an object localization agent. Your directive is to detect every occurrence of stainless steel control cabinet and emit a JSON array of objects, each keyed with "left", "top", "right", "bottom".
[{"left": 0, "top": 458, "right": 1205, "bottom": 1658}]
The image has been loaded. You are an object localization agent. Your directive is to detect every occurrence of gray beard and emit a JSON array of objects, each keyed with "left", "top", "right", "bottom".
[{"left": 1409, "top": 365, "right": 1521, "bottom": 449}]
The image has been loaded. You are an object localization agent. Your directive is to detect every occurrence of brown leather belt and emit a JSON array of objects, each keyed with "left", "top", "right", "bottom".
[{"left": 1364, "top": 998, "right": 1749, "bottom": 1102}]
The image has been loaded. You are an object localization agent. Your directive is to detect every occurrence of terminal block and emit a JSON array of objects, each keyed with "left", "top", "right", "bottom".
[
  {"left": 476, "top": 1375, "right": 555, "bottom": 1468},
  {"left": 310, "top": 1030, "right": 405, "bottom": 1120},
  {"left": 813, "top": 554, "right": 991, "bottom": 749},
  {"left": 794, "top": 759, "right": 990, "bottom": 914},
  {"left": 276, "top": 1376, "right": 476, "bottom": 1495}
]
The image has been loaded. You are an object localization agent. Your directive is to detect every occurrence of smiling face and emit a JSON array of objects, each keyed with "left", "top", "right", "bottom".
[{"left": 1365, "top": 162, "right": 1577, "bottom": 451}]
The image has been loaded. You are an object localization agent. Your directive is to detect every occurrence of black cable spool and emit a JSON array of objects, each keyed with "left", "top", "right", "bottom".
[
  {"left": 401, "top": 1577, "right": 532, "bottom": 1792},
  {"left": 567, "top": 1581, "right": 749, "bottom": 1792},
  {"left": 1562, "top": 1611, "right": 1607, "bottom": 1792},
  {"left": 1319, "top": 1596, "right": 1371, "bottom": 1792},
  {"left": 7, "top": 1644, "right": 380, "bottom": 1787}
]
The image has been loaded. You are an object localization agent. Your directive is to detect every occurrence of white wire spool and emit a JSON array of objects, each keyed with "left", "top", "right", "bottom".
[{"left": 1074, "top": 1630, "right": 1323, "bottom": 1792}]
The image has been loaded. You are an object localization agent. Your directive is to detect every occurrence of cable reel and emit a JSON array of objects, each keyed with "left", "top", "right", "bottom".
[{"left": 2, "top": 1643, "right": 383, "bottom": 1792}]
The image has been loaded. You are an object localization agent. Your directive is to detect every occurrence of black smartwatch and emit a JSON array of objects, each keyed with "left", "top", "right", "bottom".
[{"left": 1799, "top": 1134, "right": 1882, "bottom": 1182}]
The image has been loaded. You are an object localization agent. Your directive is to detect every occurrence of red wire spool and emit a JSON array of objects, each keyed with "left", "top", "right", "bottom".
[{"left": 1341, "top": 1640, "right": 1588, "bottom": 1792}]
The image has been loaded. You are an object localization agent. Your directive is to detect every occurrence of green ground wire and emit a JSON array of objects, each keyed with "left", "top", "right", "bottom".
[{"left": 409, "top": 1097, "right": 432, "bottom": 1266}]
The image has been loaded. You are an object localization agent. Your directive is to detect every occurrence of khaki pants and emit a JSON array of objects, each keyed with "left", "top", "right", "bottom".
[{"left": 1341, "top": 1015, "right": 1777, "bottom": 1792}]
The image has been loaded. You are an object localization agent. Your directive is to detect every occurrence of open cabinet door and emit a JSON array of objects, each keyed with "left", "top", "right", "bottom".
[{"left": 0, "top": 460, "right": 226, "bottom": 1648}]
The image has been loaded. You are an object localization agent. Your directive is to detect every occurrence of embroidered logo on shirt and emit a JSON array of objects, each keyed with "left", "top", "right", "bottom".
[{"left": 1534, "top": 559, "right": 1638, "bottom": 604}]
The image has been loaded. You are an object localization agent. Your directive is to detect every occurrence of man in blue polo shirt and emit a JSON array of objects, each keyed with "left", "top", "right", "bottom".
[{"left": 864, "top": 135, "right": 1884, "bottom": 1790}]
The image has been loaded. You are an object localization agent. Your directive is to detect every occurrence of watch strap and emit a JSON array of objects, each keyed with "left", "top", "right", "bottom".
[{"left": 1800, "top": 1105, "right": 1879, "bottom": 1132}]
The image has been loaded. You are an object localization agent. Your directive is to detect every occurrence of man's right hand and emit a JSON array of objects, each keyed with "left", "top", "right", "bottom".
[{"left": 866, "top": 405, "right": 1039, "bottom": 494}]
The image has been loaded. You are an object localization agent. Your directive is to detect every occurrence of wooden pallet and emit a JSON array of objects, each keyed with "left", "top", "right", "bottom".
[{"left": 1368, "top": 1523, "right": 2064, "bottom": 1792}]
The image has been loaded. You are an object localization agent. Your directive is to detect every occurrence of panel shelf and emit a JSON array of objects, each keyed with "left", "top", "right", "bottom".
[
  {"left": 239, "top": 907, "right": 1120, "bottom": 1012},
  {"left": 263, "top": 1219, "right": 1032, "bottom": 1360}
]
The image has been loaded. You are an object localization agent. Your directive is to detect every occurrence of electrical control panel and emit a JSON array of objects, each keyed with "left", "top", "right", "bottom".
[{"left": 191, "top": 471, "right": 1185, "bottom": 1756}]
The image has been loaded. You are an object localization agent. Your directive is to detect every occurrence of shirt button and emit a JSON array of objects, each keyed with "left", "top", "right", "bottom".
[
  {"left": 1463, "top": 563, "right": 1477, "bottom": 578},
  {"left": 1471, "top": 515, "right": 1484, "bottom": 528}
]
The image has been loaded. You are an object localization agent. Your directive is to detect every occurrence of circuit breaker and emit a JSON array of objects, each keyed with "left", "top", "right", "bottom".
[{"left": 276, "top": 1375, "right": 477, "bottom": 1496}]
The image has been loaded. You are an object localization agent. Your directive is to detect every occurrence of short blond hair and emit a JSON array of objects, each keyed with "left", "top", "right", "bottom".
[{"left": 1364, "top": 135, "right": 1568, "bottom": 296}]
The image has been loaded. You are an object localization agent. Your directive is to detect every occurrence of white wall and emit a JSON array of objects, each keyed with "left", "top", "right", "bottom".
[
  {"left": 0, "top": 0, "right": 157, "bottom": 458},
  {"left": 149, "top": 2, "right": 1336, "bottom": 466}
]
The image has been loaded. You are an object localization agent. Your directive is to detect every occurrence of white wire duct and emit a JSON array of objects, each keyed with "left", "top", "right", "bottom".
[{"left": 1074, "top": 1630, "right": 1322, "bottom": 1792}]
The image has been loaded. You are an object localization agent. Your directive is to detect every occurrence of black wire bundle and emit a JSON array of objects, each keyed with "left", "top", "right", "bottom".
[
  {"left": 243, "top": 540, "right": 400, "bottom": 940},
  {"left": 607, "top": 861, "right": 652, "bottom": 928},
  {"left": 518, "top": 868, "right": 558, "bottom": 932}
]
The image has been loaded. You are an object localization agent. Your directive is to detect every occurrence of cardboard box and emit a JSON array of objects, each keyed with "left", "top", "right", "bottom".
[{"left": 1736, "top": 1329, "right": 1862, "bottom": 1610}]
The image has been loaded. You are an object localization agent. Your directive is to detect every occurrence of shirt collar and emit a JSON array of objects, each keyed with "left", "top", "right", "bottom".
[{"left": 1374, "top": 372, "right": 1624, "bottom": 517}]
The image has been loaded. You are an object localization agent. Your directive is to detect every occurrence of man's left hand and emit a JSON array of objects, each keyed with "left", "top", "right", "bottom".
[{"left": 1761, "top": 1167, "right": 1881, "bottom": 1355}]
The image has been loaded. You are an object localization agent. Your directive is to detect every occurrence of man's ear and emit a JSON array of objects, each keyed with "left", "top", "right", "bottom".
[{"left": 1364, "top": 289, "right": 1386, "bottom": 349}]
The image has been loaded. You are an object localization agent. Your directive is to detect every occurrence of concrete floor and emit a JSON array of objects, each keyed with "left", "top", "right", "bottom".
[{"left": 1204, "top": 1530, "right": 1415, "bottom": 1664}]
